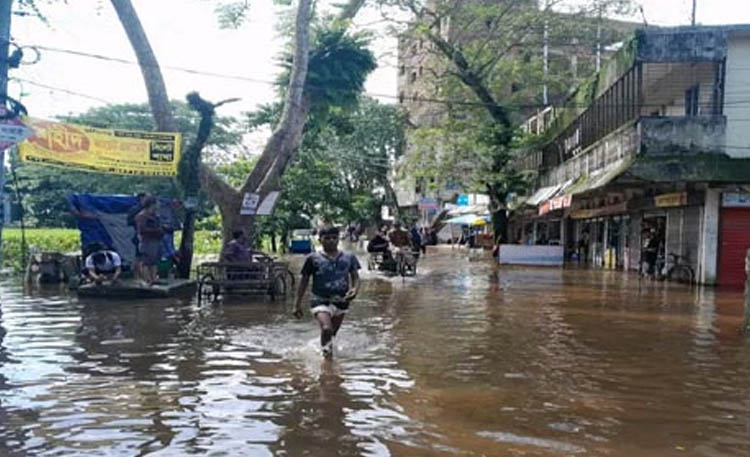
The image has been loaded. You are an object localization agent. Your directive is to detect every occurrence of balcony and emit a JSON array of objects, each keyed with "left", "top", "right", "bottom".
[
  {"left": 640, "top": 116, "right": 726, "bottom": 156},
  {"left": 539, "top": 115, "right": 727, "bottom": 189}
]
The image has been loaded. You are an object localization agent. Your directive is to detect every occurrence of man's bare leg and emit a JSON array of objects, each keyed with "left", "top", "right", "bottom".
[
  {"left": 331, "top": 314, "right": 345, "bottom": 337},
  {"left": 315, "top": 311, "right": 335, "bottom": 357}
]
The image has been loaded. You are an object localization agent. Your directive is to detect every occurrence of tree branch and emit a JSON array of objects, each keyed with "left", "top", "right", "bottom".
[
  {"left": 241, "top": 0, "right": 313, "bottom": 196},
  {"left": 110, "top": 0, "right": 177, "bottom": 132}
]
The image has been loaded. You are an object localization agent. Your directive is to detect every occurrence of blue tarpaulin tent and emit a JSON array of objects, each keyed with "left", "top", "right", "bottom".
[{"left": 67, "top": 194, "right": 179, "bottom": 267}]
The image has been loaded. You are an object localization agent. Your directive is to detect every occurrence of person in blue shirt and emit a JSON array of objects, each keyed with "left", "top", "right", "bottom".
[{"left": 294, "top": 225, "right": 360, "bottom": 358}]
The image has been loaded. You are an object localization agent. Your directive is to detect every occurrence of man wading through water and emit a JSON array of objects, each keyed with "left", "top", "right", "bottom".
[{"left": 294, "top": 226, "right": 360, "bottom": 358}]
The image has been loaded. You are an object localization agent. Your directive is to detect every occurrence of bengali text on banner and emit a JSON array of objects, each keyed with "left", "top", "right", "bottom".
[{"left": 18, "top": 117, "right": 181, "bottom": 177}]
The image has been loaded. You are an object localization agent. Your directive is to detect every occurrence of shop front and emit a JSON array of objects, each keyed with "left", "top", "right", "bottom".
[{"left": 718, "top": 192, "right": 750, "bottom": 287}]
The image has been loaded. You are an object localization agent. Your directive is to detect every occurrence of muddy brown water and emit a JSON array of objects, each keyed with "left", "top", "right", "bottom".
[{"left": 1, "top": 248, "right": 749, "bottom": 456}]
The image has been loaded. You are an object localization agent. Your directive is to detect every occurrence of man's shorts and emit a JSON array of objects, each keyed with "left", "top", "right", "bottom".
[
  {"left": 311, "top": 303, "right": 347, "bottom": 317},
  {"left": 310, "top": 296, "right": 348, "bottom": 317}
]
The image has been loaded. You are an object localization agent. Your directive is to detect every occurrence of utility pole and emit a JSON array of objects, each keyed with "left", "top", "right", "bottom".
[
  {"left": 691, "top": 0, "right": 697, "bottom": 26},
  {"left": 0, "top": 0, "right": 12, "bottom": 268},
  {"left": 543, "top": 20, "right": 549, "bottom": 105},
  {"left": 595, "top": 1, "right": 602, "bottom": 72}
]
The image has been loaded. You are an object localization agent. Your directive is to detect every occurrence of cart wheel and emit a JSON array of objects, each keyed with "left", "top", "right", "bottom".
[
  {"left": 286, "top": 268, "right": 296, "bottom": 288},
  {"left": 199, "top": 274, "right": 219, "bottom": 303},
  {"left": 270, "top": 273, "right": 287, "bottom": 299}
]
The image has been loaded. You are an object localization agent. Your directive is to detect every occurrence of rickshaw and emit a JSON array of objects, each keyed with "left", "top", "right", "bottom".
[
  {"left": 197, "top": 251, "right": 295, "bottom": 303},
  {"left": 367, "top": 247, "right": 418, "bottom": 277},
  {"left": 289, "top": 229, "right": 314, "bottom": 254}
]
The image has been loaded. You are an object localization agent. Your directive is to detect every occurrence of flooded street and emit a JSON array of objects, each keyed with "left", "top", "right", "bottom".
[{"left": 1, "top": 249, "right": 750, "bottom": 457}]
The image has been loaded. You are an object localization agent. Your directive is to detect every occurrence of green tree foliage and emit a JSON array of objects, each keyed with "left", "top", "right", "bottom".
[
  {"left": 381, "top": 0, "right": 637, "bottom": 240},
  {"left": 6, "top": 101, "right": 245, "bottom": 227},
  {"left": 277, "top": 25, "right": 377, "bottom": 120},
  {"left": 233, "top": 97, "right": 406, "bottom": 248}
]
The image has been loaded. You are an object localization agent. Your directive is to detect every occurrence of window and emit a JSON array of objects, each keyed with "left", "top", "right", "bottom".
[
  {"left": 685, "top": 85, "right": 700, "bottom": 116},
  {"left": 410, "top": 72, "right": 417, "bottom": 83},
  {"left": 419, "top": 66, "right": 423, "bottom": 76},
  {"left": 399, "top": 65, "right": 405, "bottom": 76},
  {"left": 399, "top": 92, "right": 405, "bottom": 104}
]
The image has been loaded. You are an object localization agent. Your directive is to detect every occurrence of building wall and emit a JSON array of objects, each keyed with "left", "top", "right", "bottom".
[
  {"left": 724, "top": 34, "right": 750, "bottom": 158},
  {"left": 641, "top": 62, "right": 718, "bottom": 117}
]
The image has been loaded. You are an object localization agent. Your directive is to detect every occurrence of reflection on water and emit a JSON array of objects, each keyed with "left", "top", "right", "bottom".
[{"left": 1, "top": 250, "right": 750, "bottom": 456}]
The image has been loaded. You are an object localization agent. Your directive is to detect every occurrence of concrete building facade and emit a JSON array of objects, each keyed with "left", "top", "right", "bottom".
[
  {"left": 512, "top": 25, "right": 750, "bottom": 286},
  {"left": 395, "top": 1, "right": 639, "bottom": 220}
]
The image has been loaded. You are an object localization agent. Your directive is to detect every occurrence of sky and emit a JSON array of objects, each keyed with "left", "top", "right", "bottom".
[{"left": 9, "top": 0, "right": 750, "bottom": 128}]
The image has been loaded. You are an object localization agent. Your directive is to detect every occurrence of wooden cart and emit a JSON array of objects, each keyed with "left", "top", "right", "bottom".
[{"left": 197, "top": 252, "right": 294, "bottom": 303}]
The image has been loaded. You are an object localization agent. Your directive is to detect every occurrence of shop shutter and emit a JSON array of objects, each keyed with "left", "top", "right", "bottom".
[{"left": 718, "top": 208, "right": 750, "bottom": 287}]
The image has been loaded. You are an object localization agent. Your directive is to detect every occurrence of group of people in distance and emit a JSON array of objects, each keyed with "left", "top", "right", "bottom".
[
  {"left": 366, "top": 221, "right": 427, "bottom": 266},
  {"left": 80, "top": 192, "right": 172, "bottom": 287}
]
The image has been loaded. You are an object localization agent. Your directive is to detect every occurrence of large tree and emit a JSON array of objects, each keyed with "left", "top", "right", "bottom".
[
  {"left": 110, "top": 0, "right": 371, "bottom": 256},
  {"left": 242, "top": 96, "right": 407, "bottom": 248},
  {"left": 380, "top": 0, "right": 636, "bottom": 241}
]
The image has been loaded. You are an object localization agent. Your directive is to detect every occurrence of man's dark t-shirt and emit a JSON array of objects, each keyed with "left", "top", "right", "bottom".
[
  {"left": 301, "top": 251, "right": 360, "bottom": 305},
  {"left": 367, "top": 234, "right": 389, "bottom": 253}
]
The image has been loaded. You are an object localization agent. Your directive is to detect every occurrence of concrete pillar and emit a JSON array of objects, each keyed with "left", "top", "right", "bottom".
[
  {"left": 700, "top": 189, "right": 721, "bottom": 285},
  {"left": 560, "top": 218, "right": 566, "bottom": 254}
]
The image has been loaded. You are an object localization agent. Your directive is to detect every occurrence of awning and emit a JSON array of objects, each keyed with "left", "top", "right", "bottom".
[
  {"left": 444, "top": 213, "right": 490, "bottom": 225},
  {"left": 526, "top": 185, "right": 560, "bottom": 206},
  {"left": 565, "top": 158, "right": 634, "bottom": 196},
  {"left": 446, "top": 203, "right": 489, "bottom": 216}
]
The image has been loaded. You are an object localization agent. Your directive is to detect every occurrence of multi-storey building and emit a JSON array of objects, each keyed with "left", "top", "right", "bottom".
[
  {"left": 395, "top": 1, "right": 639, "bottom": 219},
  {"left": 512, "top": 24, "right": 750, "bottom": 286}
]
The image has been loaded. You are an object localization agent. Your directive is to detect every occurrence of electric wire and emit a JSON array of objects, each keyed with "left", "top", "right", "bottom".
[{"left": 16, "top": 40, "right": 750, "bottom": 111}]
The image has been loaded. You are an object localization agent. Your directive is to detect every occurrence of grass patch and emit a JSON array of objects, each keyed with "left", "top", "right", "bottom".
[{"left": 1, "top": 228, "right": 225, "bottom": 273}]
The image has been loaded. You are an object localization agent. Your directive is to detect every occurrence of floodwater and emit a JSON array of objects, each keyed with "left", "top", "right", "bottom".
[{"left": 1, "top": 248, "right": 749, "bottom": 457}]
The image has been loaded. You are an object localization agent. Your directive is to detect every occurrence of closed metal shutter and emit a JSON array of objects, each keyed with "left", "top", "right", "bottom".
[{"left": 718, "top": 208, "right": 750, "bottom": 287}]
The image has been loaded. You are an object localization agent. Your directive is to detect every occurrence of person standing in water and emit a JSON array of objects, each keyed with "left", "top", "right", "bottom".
[{"left": 294, "top": 225, "right": 361, "bottom": 358}]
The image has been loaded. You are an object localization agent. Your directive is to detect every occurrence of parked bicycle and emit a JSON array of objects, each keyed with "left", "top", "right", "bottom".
[
  {"left": 665, "top": 253, "right": 695, "bottom": 284},
  {"left": 640, "top": 251, "right": 694, "bottom": 284}
]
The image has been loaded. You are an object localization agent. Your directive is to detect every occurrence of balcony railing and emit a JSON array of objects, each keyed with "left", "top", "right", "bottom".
[{"left": 538, "top": 115, "right": 728, "bottom": 188}]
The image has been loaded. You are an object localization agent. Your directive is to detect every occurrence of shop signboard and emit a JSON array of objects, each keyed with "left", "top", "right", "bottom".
[
  {"left": 418, "top": 197, "right": 440, "bottom": 210},
  {"left": 457, "top": 194, "right": 469, "bottom": 206},
  {"left": 655, "top": 192, "right": 688, "bottom": 208},
  {"left": 722, "top": 192, "right": 750, "bottom": 208},
  {"left": 539, "top": 201, "right": 551, "bottom": 216},
  {"left": 570, "top": 201, "right": 628, "bottom": 220},
  {"left": 539, "top": 194, "right": 572, "bottom": 215}
]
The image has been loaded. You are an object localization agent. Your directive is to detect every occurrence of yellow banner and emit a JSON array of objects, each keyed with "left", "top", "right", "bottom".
[
  {"left": 654, "top": 192, "right": 688, "bottom": 208},
  {"left": 19, "top": 117, "right": 181, "bottom": 177}
]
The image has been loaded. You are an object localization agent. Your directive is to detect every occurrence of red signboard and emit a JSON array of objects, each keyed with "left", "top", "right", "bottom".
[{"left": 538, "top": 194, "right": 572, "bottom": 216}]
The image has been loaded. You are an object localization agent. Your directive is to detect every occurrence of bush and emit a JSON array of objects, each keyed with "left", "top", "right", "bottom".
[
  {"left": 2, "top": 228, "right": 81, "bottom": 272},
  {"left": 1, "top": 228, "right": 223, "bottom": 274}
]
